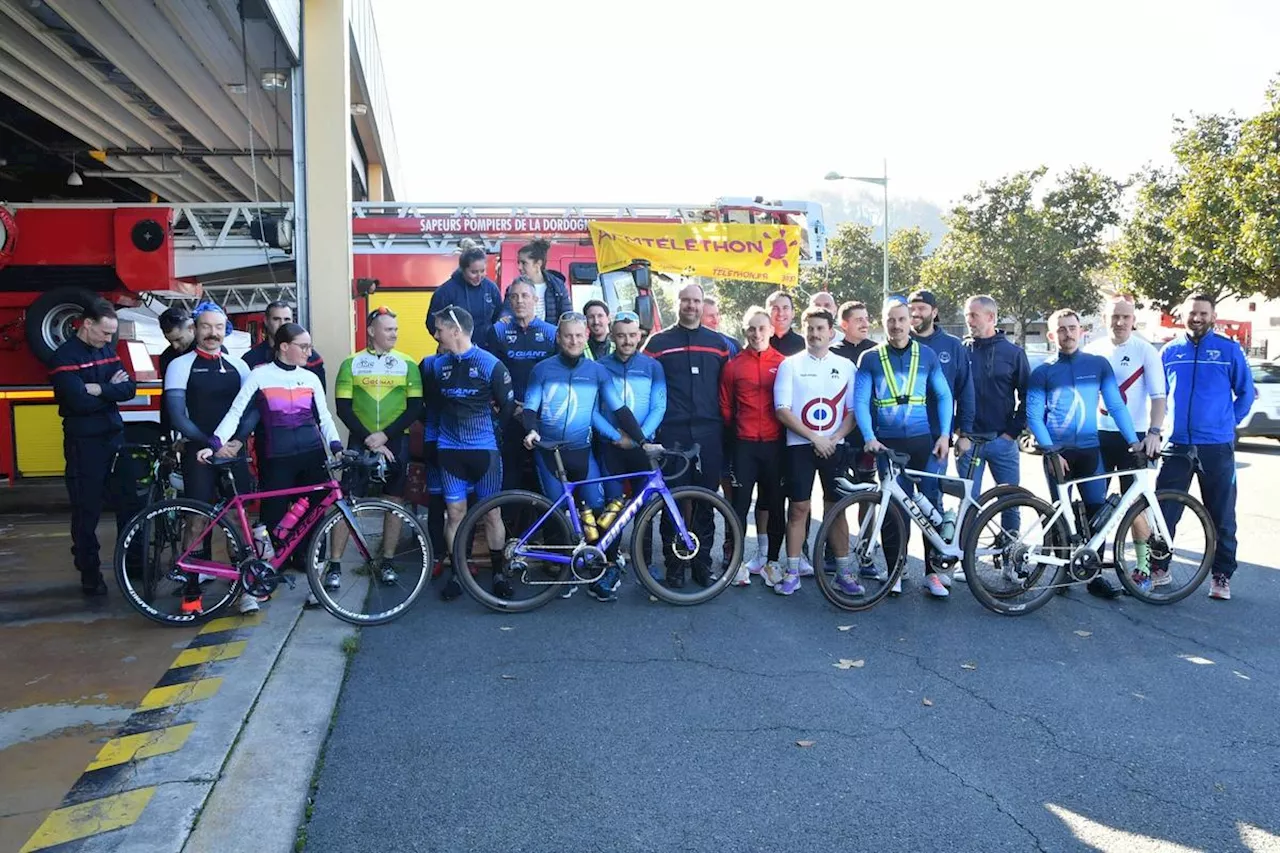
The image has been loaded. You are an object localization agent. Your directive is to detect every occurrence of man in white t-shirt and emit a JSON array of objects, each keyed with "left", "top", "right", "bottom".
[
  {"left": 1085, "top": 294, "right": 1167, "bottom": 586},
  {"left": 770, "top": 307, "right": 858, "bottom": 596}
]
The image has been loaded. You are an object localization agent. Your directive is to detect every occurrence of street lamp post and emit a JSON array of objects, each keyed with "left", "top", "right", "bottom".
[{"left": 825, "top": 160, "right": 890, "bottom": 307}]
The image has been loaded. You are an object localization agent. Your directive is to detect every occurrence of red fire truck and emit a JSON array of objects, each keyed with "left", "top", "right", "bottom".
[{"left": 0, "top": 198, "right": 826, "bottom": 481}]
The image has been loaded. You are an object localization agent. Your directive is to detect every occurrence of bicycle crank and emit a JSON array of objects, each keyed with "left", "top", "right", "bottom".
[{"left": 239, "top": 559, "right": 293, "bottom": 598}]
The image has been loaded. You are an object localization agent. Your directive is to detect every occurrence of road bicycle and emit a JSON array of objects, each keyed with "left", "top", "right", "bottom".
[
  {"left": 114, "top": 449, "right": 431, "bottom": 626},
  {"left": 810, "top": 435, "right": 1031, "bottom": 612},
  {"left": 450, "top": 442, "right": 744, "bottom": 612},
  {"left": 960, "top": 448, "right": 1216, "bottom": 615}
]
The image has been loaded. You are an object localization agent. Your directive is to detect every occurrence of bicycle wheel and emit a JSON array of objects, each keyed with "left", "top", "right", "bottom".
[
  {"left": 962, "top": 492, "right": 1069, "bottom": 616},
  {"left": 630, "top": 486, "right": 743, "bottom": 605},
  {"left": 307, "top": 498, "right": 432, "bottom": 625},
  {"left": 1113, "top": 490, "right": 1216, "bottom": 604},
  {"left": 812, "top": 490, "right": 907, "bottom": 612},
  {"left": 957, "top": 484, "right": 1035, "bottom": 551},
  {"left": 451, "top": 490, "right": 574, "bottom": 613},
  {"left": 115, "top": 499, "right": 246, "bottom": 626}
]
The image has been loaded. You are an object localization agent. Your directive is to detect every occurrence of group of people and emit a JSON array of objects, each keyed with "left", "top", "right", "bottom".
[{"left": 52, "top": 235, "right": 1254, "bottom": 609}]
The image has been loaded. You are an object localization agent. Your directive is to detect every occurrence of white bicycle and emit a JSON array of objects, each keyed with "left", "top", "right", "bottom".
[
  {"left": 811, "top": 438, "right": 1031, "bottom": 612},
  {"left": 960, "top": 448, "right": 1217, "bottom": 616}
]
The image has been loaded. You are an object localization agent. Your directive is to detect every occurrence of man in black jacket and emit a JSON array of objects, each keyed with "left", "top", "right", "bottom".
[
  {"left": 642, "top": 283, "right": 733, "bottom": 587},
  {"left": 243, "top": 300, "right": 326, "bottom": 387},
  {"left": 49, "top": 299, "right": 137, "bottom": 595}
]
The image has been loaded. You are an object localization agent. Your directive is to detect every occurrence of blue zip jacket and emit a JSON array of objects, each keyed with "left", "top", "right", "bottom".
[
  {"left": 853, "top": 341, "right": 953, "bottom": 442},
  {"left": 426, "top": 270, "right": 504, "bottom": 346},
  {"left": 483, "top": 317, "right": 556, "bottom": 402},
  {"left": 1161, "top": 330, "right": 1255, "bottom": 445},
  {"left": 592, "top": 352, "right": 667, "bottom": 442},
  {"left": 964, "top": 331, "right": 1030, "bottom": 438},
  {"left": 1026, "top": 350, "right": 1137, "bottom": 450},
  {"left": 499, "top": 268, "right": 573, "bottom": 325},
  {"left": 427, "top": 346, "right": 513, "bottom": 451},
  {"left": 912, "top": 328, "right": 974, "bottom": 436},
  {"left": 524, "top": 354, "right": 634, "bottom": 449}
]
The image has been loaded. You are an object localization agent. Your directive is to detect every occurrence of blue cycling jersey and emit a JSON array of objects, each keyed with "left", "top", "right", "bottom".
[
  {"left": 853, "top": 341, "right": 952, "bottom": 441},
  {"left": 591, "top": 352, "right": 667, "bottom": 442},
  {"left": 428, "top": 346, "right": 513, "bottom": 451},
  {"left": 484, "top": 318, "right": 556, "bottom": 402},
  {"left": 525, "top": 354, "right": 627, "bottom": 449},
  {"left": 1025, "top": 350, "right": 1137, "bottom": 450}
]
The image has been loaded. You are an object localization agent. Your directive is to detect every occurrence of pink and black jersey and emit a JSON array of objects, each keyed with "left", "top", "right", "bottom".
[{"left": 211, "top": 361, "right": 341, "bottom": 458}]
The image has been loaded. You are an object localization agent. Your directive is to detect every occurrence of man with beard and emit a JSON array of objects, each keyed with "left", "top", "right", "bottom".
[
  {"left": 583, "top": 300, "right": 613, "bottom": 361},
  {"left": 594, "top": 311, "right": 666, "bottom": 502},
  {"left": 908, "top": 290, "right": 974, "bottom": 512},
  {"left": 243, "top": 300, "right": 325, "bottom": 386},
  {"left": 159, "top": 307, "right": 194, "bottom": 438}
]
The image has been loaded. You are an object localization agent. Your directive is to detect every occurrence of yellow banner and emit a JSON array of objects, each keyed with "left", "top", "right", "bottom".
[{"left": 588, "top": 221, "right": 801, "bottom": 286}]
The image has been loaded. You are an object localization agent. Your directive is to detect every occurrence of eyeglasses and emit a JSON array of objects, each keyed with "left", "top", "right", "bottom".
[
  {"left": 613, "top": 311, "right": 639, "bottom": 324},
  {"left": 559, "top": 311, "right": 587, "bottom": 323},
  {"left": 288, "top": 341, "right": 314, "bottom": 353}
]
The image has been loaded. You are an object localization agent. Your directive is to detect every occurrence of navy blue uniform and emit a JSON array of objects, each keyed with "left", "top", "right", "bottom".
[
  {"left": 427, "top": 346, "right": 513, "bottom": 503},
  {"left": 426, "top": 271, "right": 504, "bottom": 349},
  {"left": 49, "top": 337, "right": 139, "bottom": 586},
  {"left": 484, "top": 317, "right": 556, "bottom": 492}
]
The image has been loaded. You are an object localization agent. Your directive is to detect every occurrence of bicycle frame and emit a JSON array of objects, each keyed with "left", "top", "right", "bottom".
[
  {"left": 172, "top": 476, "right": 374, "bottom": 580},
  {"left": 844, "top": 463, "right": 985, "bottom": 561},
  {"left": 1019, "top": 464, "right": 1173, "bottom": 568},
  {"left": 514, "top": 467, "right": 694, "bottom": 565}
]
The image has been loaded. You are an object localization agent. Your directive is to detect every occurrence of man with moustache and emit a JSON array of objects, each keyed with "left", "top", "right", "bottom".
[{"left": 908, "top": 290, "right": 974, "bottom": 499}]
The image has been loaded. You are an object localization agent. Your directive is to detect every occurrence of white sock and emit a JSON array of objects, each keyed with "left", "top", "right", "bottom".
[
  {"left": 835, "top": 555, "right": 853, "bottom": 572},
  {"left": 756, "top": 534, "right": 767, "bottom": 554},
  {"left": 786, "top": 556, "right": 801, "bottom": 575}
]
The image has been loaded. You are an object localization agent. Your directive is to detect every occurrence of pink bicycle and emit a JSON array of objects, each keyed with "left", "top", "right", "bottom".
[{"left": 113, "top": 450, "right": 431, "bottom": 626}]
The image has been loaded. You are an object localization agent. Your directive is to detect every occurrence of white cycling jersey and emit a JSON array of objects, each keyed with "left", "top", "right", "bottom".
[
  {"left": 1084, "top": 335, "right": 1166, "bottom": 433},
  {"left": 774, "top": 350, "right": 853, "bottom": 446}
]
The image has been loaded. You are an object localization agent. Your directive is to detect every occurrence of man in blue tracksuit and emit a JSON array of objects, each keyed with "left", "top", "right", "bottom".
[
  {"left": 49, "top": 298, "right": 139, "bottom": 596},
  {"left": 593, "top": 311, "right": 667, "bottom": 500},
  {"left": 853, "top": 298, "right": 954, "bottom": 598},
  {"left": 958, "top": 295, "right": 1031, "bottom": 531},
  {"left": 1026, "top": 309, "right": 1140, "bottom": 596},
  {"left": 909, "top": 289, "right": 975, "bottom": 481},
  {"left": 1159, "top": 294, "right": 1255, "bottom": 601}
]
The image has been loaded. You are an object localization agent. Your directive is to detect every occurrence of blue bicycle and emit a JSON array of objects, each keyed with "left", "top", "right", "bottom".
[{"left": 450, "top": 442, "right": 744, "bottom": 611}]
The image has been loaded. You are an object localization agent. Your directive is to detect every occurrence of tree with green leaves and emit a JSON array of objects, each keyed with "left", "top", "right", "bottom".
[{"left": 920, "top": 166, "right": 1120, "bottom": 342}]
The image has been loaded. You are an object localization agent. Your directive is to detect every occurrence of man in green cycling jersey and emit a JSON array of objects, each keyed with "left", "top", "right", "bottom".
[{"left": 328, "top": 307, "right": 423, "bottom": 589}]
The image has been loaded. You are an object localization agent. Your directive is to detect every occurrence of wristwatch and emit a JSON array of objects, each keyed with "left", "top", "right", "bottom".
[{"left": 1147, "top": 427, "right": 1162, "bottom": 436}]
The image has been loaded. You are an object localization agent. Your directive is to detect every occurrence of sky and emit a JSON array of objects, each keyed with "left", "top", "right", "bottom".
[{"left": 374, "top": 0, "right": 1280, "bottom": 214}]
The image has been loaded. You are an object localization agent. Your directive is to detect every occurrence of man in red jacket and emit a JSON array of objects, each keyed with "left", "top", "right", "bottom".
[{"left": 719, "top": 306, "right": 785, "bottom": 586}]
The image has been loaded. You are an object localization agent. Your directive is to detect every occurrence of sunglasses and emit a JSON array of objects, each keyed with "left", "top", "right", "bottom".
[
  {"left": 367, "top": 305, "right": 396, "bottom": 325},
  {"left": 559, "top": 311, "right": 587, "bottom": 323},
  {"left": 613, "top": 311, "right": 640, "bottom": 324}
]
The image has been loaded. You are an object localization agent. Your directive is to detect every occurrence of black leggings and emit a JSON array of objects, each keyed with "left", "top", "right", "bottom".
[
  {"left": 260, "top": 448, "right": 328, "bottom": 535},
  {"left": 732, "top": 439, "right": 784, "bottom": 561},
  {"left": 878, "top": 435, "right": 936, "bottom": 574}
]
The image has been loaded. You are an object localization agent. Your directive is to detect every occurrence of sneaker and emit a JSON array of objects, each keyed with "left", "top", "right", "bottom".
[
  {"left": 558, "top": 584, "right": 579, "bottom": 600},
  {"left": 441, "top": 577, "right": 463, "bottom": 601},
  {"left": 1131, "top": 571, "right": 1153, "bottom": 594},
  {"left": 1087, "top": 576, "right": 1122, "bottom": 599},
  {"left": 493, "top": 574, "right": 514, "bottom": 599},
  {"left": 798, "top": 555, "right": 816, "bottom": 578},
  {"left": 835, "top": 572, "right": 865, "bottom": 596},
  {"left": 760, "top": 561, "right": 785, "bottom": 589},
  {"left": 1209, "top": 574, "right": 1230, "bottom": 600},
  {"left": 691, "top": 562, "right": 715, "bottom": 588},
  {"left": 744, "top": 554, "right": 767, "bottom": 575},
  {"left": 180, "top": 596, "right": 203, "bottom": 615},
  {"left": 858, "top": 556, "right": 885, "bottom": 580},
  {"left": 1151, "top": 567, "right": 1172, "bottom": 587},
  {"left": 732, "top": 563, "right": 751, "bottom": 586},
  {"left": 80, "top": 574, "right": 109, "bottom": 596},
  {"left": 890, "top": 575, "right": 903, "bottom": 596},
  {"left": 430, "top": 559, "right": 445, "bottom": 580},
  {"left": 378, "top": 561, "right": 398, "bottom": 585},
  {"left": 924, "top": 574, "right": 949, "bottom": 598},
  {"left": 665, "top": 562, "right": 687, "bottom": 590},
  {"left": 588, "top": 567, "right": 620, "bottom": 602},
  {"left": 304, "top": 592, "right": 321, "bottom": 608},
  {"left": 775, "top": 570, "right": 801, "bottom": 596},
  {"left": 237, "top": 594, "right": 260, "bottom": 614},
  {"left": 953, "top": 568, "right": 968, "bottom": 583},
  {"left": 935, "top": 571, "right": 953, "bottom": 589},
  {"left": 324, "top": 566, "right": 342, "bottom": 590}
]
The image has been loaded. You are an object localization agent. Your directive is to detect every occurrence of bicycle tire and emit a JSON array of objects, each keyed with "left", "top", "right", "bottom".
[
  {"left": 962, "top": 492, "right": 1069, "bottom": 616},
  {"left": 451, "top": 490, "right": 574, "bottom": 613},
  {"left": 114, "top": 498, "right": 247, "bottom": 626},
  {"left": 1112, "top": 490, "right": 1217, "bottom": 604},
  {"left": 957, "top": 483, "right": 1036, "bottom": 547},
  {"left": 812, "top": 490, "right": 908, "bottom": 612},
  {"left": 306, "top": 498, "right": 432, "bottom": 625},
  {"left": 630, "top": 486, "right": 743, "bottom": 606}
]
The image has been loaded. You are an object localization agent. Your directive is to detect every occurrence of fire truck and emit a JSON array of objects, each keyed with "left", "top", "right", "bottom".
[{"left": 0, "top": 198, "right": 826, "bottom": 481}]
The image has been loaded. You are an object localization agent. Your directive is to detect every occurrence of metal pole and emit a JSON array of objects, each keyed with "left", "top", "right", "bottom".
[
  {"left": 881, "top": 158, "right": 890, "bottom": 305},
  {"left": 290, "top": 63, "right": 309, "bottom": 328}
]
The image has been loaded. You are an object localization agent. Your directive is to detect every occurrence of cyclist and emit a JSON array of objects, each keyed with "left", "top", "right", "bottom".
[
  {"left": 771, "top": 307, "right": 858, "bottom": 596},
  {"left": 484, "top": 277, "right": 556, "bottom": 494},
  {"left": 1158, "top": 293, "right": 1255, "bottom": 600},
  {"left": 504, "top": 238, "right": 572, "bottom": 323},
  {"left": 164, "top": 302, "right": 256, "bottom": 613},
  {"left": 523, "top": 313, "right": 651, "bottom": 602},
  {"left": 583, "top": 300, "right": 613, "bottom": 361},
  {"left": 807, "top": 291, "right": 837, "bottom": 314},
  {"left": 243, "top": 300, "right": 326, "bottom": 386},
  {"left": 1085, "top": 295, "right": 1166, "bottom": 585},
  {"left": 831, "top": 301, "right": 879, "bottom": 481},
  {"left": 417, "top": 353, "right": 446, "bottom": 579},
  {"left": 766, "top": 289, "right": 804, "bottom": 356},
  {"left": 50, "top": 298, "right": 137, "bottom": 597},
  {"left": 909, "top": 290, "right": 975, "bottom": 500},
  {"left": 852, "top": 297, "right": 954, "bottom": 598},
  {"left": 201, "top": 323, "right": 343, "bottom": 564},
  {"left": 1026, "top": 308, "right": 1141, "bottom": 598},
  {"left": 426, "top": 239, "right": 503, "bottom": 349},
  {"left": 719, "top": 306, "right": 785, "bottom": 586},
  {"left": 425, "top": 306, "right": 514, "bottom": 601},
  {"left": 327, "top": 307, "right": 424, "bottom": 590},
  {"left": 594, "top": 311, "right": 666, "bottom": 502},
  {"left": 642, "top": 283, "right": 734, "bottom": 588},
  {"left": 159, "top": 307, "right": 194, "bottom": 439}
]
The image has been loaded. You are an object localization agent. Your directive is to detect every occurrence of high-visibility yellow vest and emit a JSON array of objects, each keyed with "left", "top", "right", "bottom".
[{"left": 875, "top": 342, "right": 927, "bottom": 408}]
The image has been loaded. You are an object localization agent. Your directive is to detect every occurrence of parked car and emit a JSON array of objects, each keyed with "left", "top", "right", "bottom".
[{"left": 1237, "top": 360, "right": 1280, "bottom": 442}]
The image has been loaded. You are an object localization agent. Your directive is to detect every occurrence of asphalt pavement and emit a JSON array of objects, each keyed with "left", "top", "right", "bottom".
[{"left": 304, "top": 442, "right": 1280, "bottom": 853}]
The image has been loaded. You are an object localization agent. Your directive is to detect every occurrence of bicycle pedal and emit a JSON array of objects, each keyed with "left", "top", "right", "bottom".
[{"left": 279, "top": 574, "right": 297, "bottom": 589}]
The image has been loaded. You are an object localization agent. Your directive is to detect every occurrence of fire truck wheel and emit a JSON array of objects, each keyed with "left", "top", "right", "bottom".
[{"left": 24, "top": 286, "right": 110, "bottom": 365}]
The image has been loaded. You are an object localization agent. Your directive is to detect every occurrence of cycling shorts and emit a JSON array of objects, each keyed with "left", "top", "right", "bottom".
[{"left": 439, "top": 449, "right": 502, "bottom": 504}]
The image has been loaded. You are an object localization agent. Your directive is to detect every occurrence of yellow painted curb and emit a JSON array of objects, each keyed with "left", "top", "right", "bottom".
[
  {"left": 85, "top": 723, "right": 197, "bottom": 772},
  {"left": 137, "top": 677, "right": 223, "bottom": 712},
  {"left": 171, "top": 640, "right": 248, "bottom": 669},
  {"left": 19, "top": 787, "right": 157, "bottom": 852}
]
